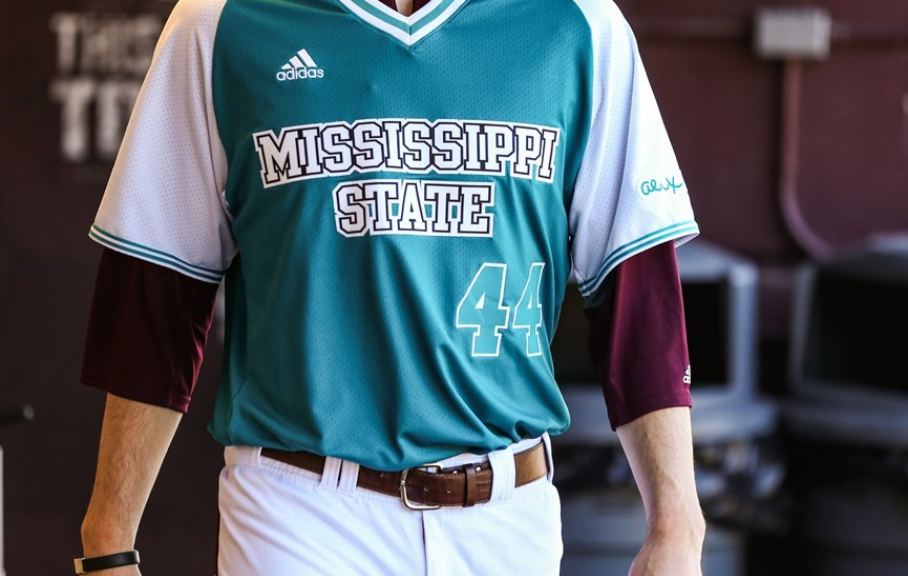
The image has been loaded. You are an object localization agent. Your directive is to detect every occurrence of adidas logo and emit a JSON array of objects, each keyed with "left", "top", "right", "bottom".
[
  {"left": 683, "top": 365, "right": 692, "bottom": 385},
  {"left": 276, "top": 49, "right": 325, "bottom": 81}
]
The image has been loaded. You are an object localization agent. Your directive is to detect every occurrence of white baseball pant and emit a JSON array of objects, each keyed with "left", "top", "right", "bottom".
[{"left": 217, "top": 436, "right": 562, "bottom": 575}]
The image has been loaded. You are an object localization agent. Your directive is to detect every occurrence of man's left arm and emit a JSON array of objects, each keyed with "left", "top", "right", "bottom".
[
  {"left": 617, "top": 407, "right": 704, "bottom": 575},
  {"left": 584, "top": 241, "right": 704, "bottom": 575}
]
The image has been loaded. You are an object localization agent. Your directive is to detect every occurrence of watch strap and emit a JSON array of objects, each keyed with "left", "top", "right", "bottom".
[{"left": 74, "top": 550, "right": 141, "bottom": 574}]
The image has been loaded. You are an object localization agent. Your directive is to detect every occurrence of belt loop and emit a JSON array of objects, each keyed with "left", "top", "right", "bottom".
[
  {"left": 542, "top": 432, "right": 555, "bottom": 483},
  {"left": 487, "top": 446, "right": 516, "bottom": 503},
  {"left": 462, "top": 464, "right": 479, "bottom": 507},
  {"left": 337, "top": 460, "right": 360, "bottom": 495},
  {"left": 319, "top": 456, "right": 343, "bottom": 492},
  {"left": 224, "top": 446, "right": 261, "bottom": 468}
]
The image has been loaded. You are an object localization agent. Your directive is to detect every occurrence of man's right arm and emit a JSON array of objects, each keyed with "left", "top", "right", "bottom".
[
  {"left": 79, "top": 249, "right": 220, "bottom": 572},
  {"left": 81, "top": 394, "right": 182, "bottom": 574}
]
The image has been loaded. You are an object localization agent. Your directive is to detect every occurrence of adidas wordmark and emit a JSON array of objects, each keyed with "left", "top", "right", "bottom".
[{"left": 276, "top": 49, "right": 325, "bottom": 81}]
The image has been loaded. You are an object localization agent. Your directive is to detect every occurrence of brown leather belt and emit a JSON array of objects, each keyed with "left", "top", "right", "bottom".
[{"left": 261, "top": 442, "right": 549, "bottom": 510}]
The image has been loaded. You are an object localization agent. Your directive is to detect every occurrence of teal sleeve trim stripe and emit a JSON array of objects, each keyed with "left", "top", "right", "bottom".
[
  {"left": 579, "top": 221, "right": 699, "bottom": 297},
  {"left": 89, "top": 224, "right": 225, "bottom": 283}
]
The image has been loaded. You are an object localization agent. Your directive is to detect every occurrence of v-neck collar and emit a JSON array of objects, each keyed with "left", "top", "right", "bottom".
[
  {"left": 336, "top": 0, "right": 469, "bottom": 46},
  {"left": 374, "top": 0, "right": 433, "bottom": 15}
]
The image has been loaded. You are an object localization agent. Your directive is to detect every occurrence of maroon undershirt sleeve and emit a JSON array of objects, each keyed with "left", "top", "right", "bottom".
[
  {"left": 80, "top": 248, "right": 220, "bottom": 413},
  {"left": 584, "top": 241, "right": 692, "bottom": 430}
]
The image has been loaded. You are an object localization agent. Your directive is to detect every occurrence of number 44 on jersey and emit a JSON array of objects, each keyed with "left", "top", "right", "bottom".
[{"left": 456, "top": 263, "right": 546, "bottom": 358}]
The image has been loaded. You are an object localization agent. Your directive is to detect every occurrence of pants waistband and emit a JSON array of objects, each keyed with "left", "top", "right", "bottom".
[{"left": 224, "top": 435, "right": 554, "bottom": 509}]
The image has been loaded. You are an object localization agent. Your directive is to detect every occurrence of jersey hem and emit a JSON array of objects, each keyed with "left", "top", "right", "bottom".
[
  {"left": 579, "top": 220, "right": 699, "bottom": 297},
  {"left": 89, "top": 224, "right": 225, "bottom": 283}
]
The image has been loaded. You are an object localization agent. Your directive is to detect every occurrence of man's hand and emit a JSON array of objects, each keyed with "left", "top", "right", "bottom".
[
  {"left": 617, "top": 406, "right": 705, "bottom": 576},
  {"left": 81, "top": 394, "right": 182, "bottom": 573}
]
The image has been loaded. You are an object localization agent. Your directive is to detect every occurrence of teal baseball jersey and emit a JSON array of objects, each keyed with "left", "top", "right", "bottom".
[{"left": 91, "top": 0, "right": 698, "bottom": 470}]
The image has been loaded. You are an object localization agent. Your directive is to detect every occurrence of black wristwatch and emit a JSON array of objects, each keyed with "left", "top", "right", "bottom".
[{"left": 74, "top": 550, "right": 141, "bottom": 574}]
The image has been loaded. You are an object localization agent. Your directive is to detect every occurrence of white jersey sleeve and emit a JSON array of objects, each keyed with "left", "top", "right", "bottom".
[
  {"left": 91, "top": 0, "right": 234, "bottom": 283},
  {"left": 569, "top": 0, "right": 698, "bottom": 299}
]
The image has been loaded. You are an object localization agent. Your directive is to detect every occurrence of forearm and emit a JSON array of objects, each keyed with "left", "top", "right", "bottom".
[
  {"left": 81, "top": 393, "right": 182, "bottom": 555},
  {"left": 616, "top": 406, "right": 704, "bottom": 541}
]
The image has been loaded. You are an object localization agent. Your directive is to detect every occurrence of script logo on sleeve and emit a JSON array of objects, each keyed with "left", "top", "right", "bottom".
[{"left": 252, "top": 118, "right": 561, "bottom": 187}]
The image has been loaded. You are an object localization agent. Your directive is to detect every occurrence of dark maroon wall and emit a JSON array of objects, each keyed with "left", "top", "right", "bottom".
[
  {"left": 620, "top": 0, "right": 908, "bottom": 264},
  {"left": 0, "top": 1, "right": 223, "bottom": 575},
  {"left": 0, "top": 1, "right": 906, "bottom": 575}
]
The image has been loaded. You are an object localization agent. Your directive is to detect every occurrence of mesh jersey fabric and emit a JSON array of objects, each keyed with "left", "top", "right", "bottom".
[{"left": 90, "top": 0, "right": 698, "bottom": 470}]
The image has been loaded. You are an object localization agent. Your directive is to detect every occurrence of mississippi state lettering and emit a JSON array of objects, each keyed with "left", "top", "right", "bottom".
[
  {"left": 333, "top": 179, "right": 494, "bottom": 238},
  {"left": 254, "top": 119, "right": 560, "bottom": 188}
]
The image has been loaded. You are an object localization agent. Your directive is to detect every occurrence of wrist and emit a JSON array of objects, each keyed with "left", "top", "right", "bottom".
[
  {"left": 646, "top": 492, "right": 705, "bottom": 540},
  {"left": 74, "top": 550, "right": 141, "bottom": 574},
  {"left": 81, "top": 518, "right": 136, "bottom": 558},
  {"left": 648, "top": 509, "right": 706, "bottom": 544}
]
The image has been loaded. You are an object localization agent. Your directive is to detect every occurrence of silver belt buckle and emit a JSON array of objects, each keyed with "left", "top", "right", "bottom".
[{"left": 400, "top": 462, "right": 444, "bottom": 511}]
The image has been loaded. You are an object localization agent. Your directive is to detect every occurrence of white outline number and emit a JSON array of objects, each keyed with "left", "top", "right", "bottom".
[
  {"left": 456, "top": 262, "right": 547, "bottom": 358},
  {"left": 456, "top": 263, "right": 511, "bottom": 357},
  {"left": 513, "top": 262, "right": 546, "bottom": 357}
]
